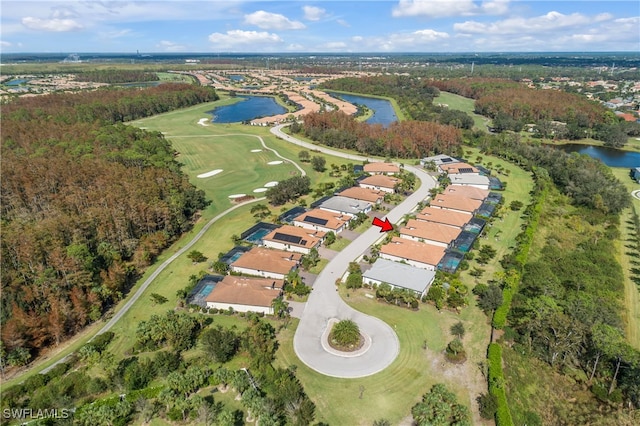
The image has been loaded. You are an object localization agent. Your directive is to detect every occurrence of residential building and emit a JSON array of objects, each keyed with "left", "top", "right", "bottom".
[
  {"left": 420, "top": 154, "right": 459, "bottom": 168},
  {"left": 448, "top": 173, "right": 491, "bottom": 189},
  {"left": 439, "top": 162, "right": 479, "bottom": 174},
  {"left": 430, "top": 193, "right": 482, "bottom": 215},
  {"left": 293, "top": 208, "right": 353, "bottom": 234},
  {"left": 400, "top": 219, "right": 462, "bottom": 247},
  {"left": 204, "top": 276, "right": 283, "bottom": 315},
  {"left": 416, "top": 206, "right": 471, "bottom": 229},
  {"left": 338, "top": 186, "right": 385, "bottom": 204},
  {"left": 632, "top": 167, "right": 640, "bottom": 183},
  {"left": 379, "top": 237, "right": 446, "bottom": 271},
  {"left": 230, "top": 247, "right": 302, "bottom": 279},
  {"left": 442, "top": 185, "right": 489, "bottom": 201},
  {"left": 359, "top": 174, "right": 401, "bottom": 193},
  {"left": 363, "top": 162, "right": 400, "bottom": 175},
  {"left": 318, "top": 196, "right": 372, "bottom": 215},
  {"left": 262, "top": 225, "right": 325, "bottom": 254},
  {"left": 362, "top": 258, "right": 436, "bottom": 298}
]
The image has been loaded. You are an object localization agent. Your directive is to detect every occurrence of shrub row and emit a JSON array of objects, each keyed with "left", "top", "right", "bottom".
[
  {"left": 488, "top": 343, "right": 514, "bottom": 426},
  {"left": 492, "top": 176, "right": 548, "bottom": 329}
]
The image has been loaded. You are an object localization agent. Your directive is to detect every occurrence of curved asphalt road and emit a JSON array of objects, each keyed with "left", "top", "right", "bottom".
[{"left": 271, "top": 124, "right": 437, "bottom": 378}]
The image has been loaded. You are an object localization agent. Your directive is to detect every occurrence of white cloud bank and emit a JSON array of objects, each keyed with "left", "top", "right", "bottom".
[
  {"left": 244, "top": 10, "right": 305, "bottom": 30},
  {"left": 393, "top": 0, "right": 509, "bottom": 18}
]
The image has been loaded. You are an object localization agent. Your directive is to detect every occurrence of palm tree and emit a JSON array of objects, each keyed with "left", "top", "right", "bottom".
[{"left": 271, "top": 297, "right": 289, "bottom": 319}]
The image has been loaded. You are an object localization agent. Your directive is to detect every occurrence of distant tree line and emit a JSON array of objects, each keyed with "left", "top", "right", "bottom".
[
  {"left": 292, "top": 110, "right": 462, "bottom": 158},
  {"left": 469, "top": 132, "right": 630, "bottom": 215},
  {"left": 75, "top": 70, "right": 159, "bottom": 84},
  {"left": 1, "top": 84, "right": 215, "bottom": 361}
]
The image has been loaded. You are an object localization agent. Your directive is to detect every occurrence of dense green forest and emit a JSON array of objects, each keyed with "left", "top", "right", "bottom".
[
  {"left": 2, "top": 313, "right": 316, "bottom": 425},
  {"left": 74, "top": 70, "right": 159, "bottom": 84},
  {"left": 292, "top": 110, "right": 462, "bottom": 158},
  {"left": 1, "top": 84, "right": 218, "bottom": 362}
]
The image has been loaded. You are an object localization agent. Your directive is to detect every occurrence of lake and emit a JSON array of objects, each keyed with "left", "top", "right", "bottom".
[
  {"left": 5, "top": 78, "right": 28, "bottom": 86},
  {"left": 328, "top": 92, "right": 398, "bottom": 127},
  {"left": 206, "top": 96, "right": 287, "bottom": 123},
  {"left": 555, "top": 144, "right": 640, "bottom": 168}
]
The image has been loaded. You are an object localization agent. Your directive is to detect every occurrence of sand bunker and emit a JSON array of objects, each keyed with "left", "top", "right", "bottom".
[
  {"left": 251, "top": 149, "right": 263, "bottom": 152},
  {"left": 264, "top": 181, "right": 279, "bottom": 187},
  {"left": 267, "top": 160, "right": 284, "bottom": 165},
  {"left": 228, "top": 194, "right": 246, "bottom": 199},
  {"left": 197, "top": 118, "right": 210, "bottom": 126},
  {"left": 197, "top": 169, "right": 223, "bottom": 179},
  {"left": 253, "top": 188, "right": 268, "bottom": 193}
]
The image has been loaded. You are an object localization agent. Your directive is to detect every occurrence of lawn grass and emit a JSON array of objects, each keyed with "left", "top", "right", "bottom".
[
  {"left": 458, "top": 146, "right": 534, "bottom": 281},
  {"left": 156, "top": 72, "right": 196, "bottom": 83},
  {"left": 434, "top": 91, "right": 489, "bottom": 131},
  {"left": 327, "top": 235, "right": 352, "bottom": 252},
  {"left": 308, "top": 258, "right": 329, "bottom": 275},
  {"left": 610, "top": 167, "right": 640, "bottom": 350}
]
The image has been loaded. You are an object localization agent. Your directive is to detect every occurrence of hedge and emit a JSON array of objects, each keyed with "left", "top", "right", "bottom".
[
  {"left": 488, "top": 343, "right": 514, "bottom": 426},
  {"left": 492, "top": 179, "right": 548, "bottom": 329}
]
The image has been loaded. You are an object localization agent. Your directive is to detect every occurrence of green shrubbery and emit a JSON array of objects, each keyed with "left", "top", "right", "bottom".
[{"left": 488, "top": 343, "right": 514, "bottom": 426}]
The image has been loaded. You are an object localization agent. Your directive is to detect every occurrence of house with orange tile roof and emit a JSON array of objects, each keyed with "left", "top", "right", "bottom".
[
  {"left": 293, "top": 208, "right": 352, "bottom": 234},
  {"left": 204, "top": 276, "right": 283, "bottom": 315},
  {"left": 379, "top": 237, "right": 446, "bottom": 271},
  {"left": 430, "top": 194, "right": 482, "bottom": 215},
  {"left": 359, "top": 174, "right": 401, "bottom": 193},
  {"left": 400, "top": 219, "right": 462, "bottom": 248},
  {"left": 416, "top": 206, "right": 471, "bottom": 229},
  {"left": 363, "top": 162, "right": 400, "bottom": 175},
  {"left": 262, "top": 225, "right": 325, "bottom": 254},
  {"left": 442, "top": 185, "right": 489, "bottom": 201},
  {"left": 230, "top": 247, "right": 302, "bottom": 279},
  {"left": 338, "top": 186, "right": 385, "bottom": 204}
]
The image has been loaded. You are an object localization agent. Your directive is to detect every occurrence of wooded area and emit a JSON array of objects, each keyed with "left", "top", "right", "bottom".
[
  {"left": 293, "top": 110, "right": 462, "bottom": 158},
  {"left": 1, "top": 84, "right": 218, "bottom": 361},
  {"left": 74, "top": 70, "right": 159, "bottom": 84}
]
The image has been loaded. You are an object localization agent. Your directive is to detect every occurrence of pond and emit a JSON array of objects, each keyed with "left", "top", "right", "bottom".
[
  {"left": 5, "top": 78, "right": 29, "bottom": 86},
  {"left": 327, "top": 92, "right": 398, "bottom": 127},
  {"left": 206, "top": 95, "right": 287, "bottom": 123},
  {"left": 555, "top": 144, "right": 640, "bottom": 168},
  {"left": 229, "top": 75, "right": 244, "bottom": 81}
]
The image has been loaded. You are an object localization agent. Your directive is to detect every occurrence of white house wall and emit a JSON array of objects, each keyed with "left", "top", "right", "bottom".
[
  {"left": 379, "top": 252, "right": 436, "bottom": 271},
  {"left": 229, "top": 265, "right": 286, "bottom": 280},
  {"left": 263, "top": 240, "right": 311, "bottom": 254},
  {"left": 205, "top": 301, "right": 273, "bottom": 315}
]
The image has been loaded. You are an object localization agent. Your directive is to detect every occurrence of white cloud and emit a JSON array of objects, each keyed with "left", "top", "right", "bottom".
[
  {"left": 337, "top": 19, "right": 350, "bottom": 28},
  {"left": 393, "top": 0, "right": 509, "bottom": 18},
  {"left": 244, "top": 11, "right": 305, "bottom": 30},
  {"left": 450, "top": 14, "right": 637, "bottom": 51},
  {"left": 21, "top": 17, "right": 84, "bottom": 32},
  {"left": 1, "top": 40, "right": 12, "bottom": 47},
  {"left": 303, "top": 6, "right": 327, "bottom": 21},
  {"left": 157, "top": 40, "right": 187, "bottom": 52},
  {"left": 208, "top": 30, "right": 283, "bottom": 50},
  {"left": 344, "top": 29, "right": 450, "bottom": 51},
  {"left": 454, "top": 11, "right": 613, "bottom": 35}
]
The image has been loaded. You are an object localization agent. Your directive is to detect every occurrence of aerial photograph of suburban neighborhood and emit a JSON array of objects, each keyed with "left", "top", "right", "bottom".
[{"left": 1, "top": 1, "right": 639, "bottom": 425}]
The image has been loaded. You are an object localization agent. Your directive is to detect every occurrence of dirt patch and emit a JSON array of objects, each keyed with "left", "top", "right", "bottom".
[{"left": 231, "top": 195, "right": 255, "bottom": 203}]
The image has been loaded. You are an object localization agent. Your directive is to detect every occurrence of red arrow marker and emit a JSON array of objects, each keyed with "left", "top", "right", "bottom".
[{"left": 372, "top": 217, "right": 393, "bottom": 232}]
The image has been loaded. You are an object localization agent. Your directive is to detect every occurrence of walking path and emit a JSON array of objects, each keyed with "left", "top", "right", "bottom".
[{"left": 271, "top": 124, "right": 437, "bottom": 378}]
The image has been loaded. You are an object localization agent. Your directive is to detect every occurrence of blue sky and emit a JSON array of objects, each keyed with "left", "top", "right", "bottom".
[{"left": 1, "top": 1, "right": 638, "bottom": 53}]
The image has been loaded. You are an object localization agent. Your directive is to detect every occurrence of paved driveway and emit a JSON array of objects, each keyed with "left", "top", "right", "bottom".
[{"left": 271, "top": 124, "right": 437, "bottom": 378}]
